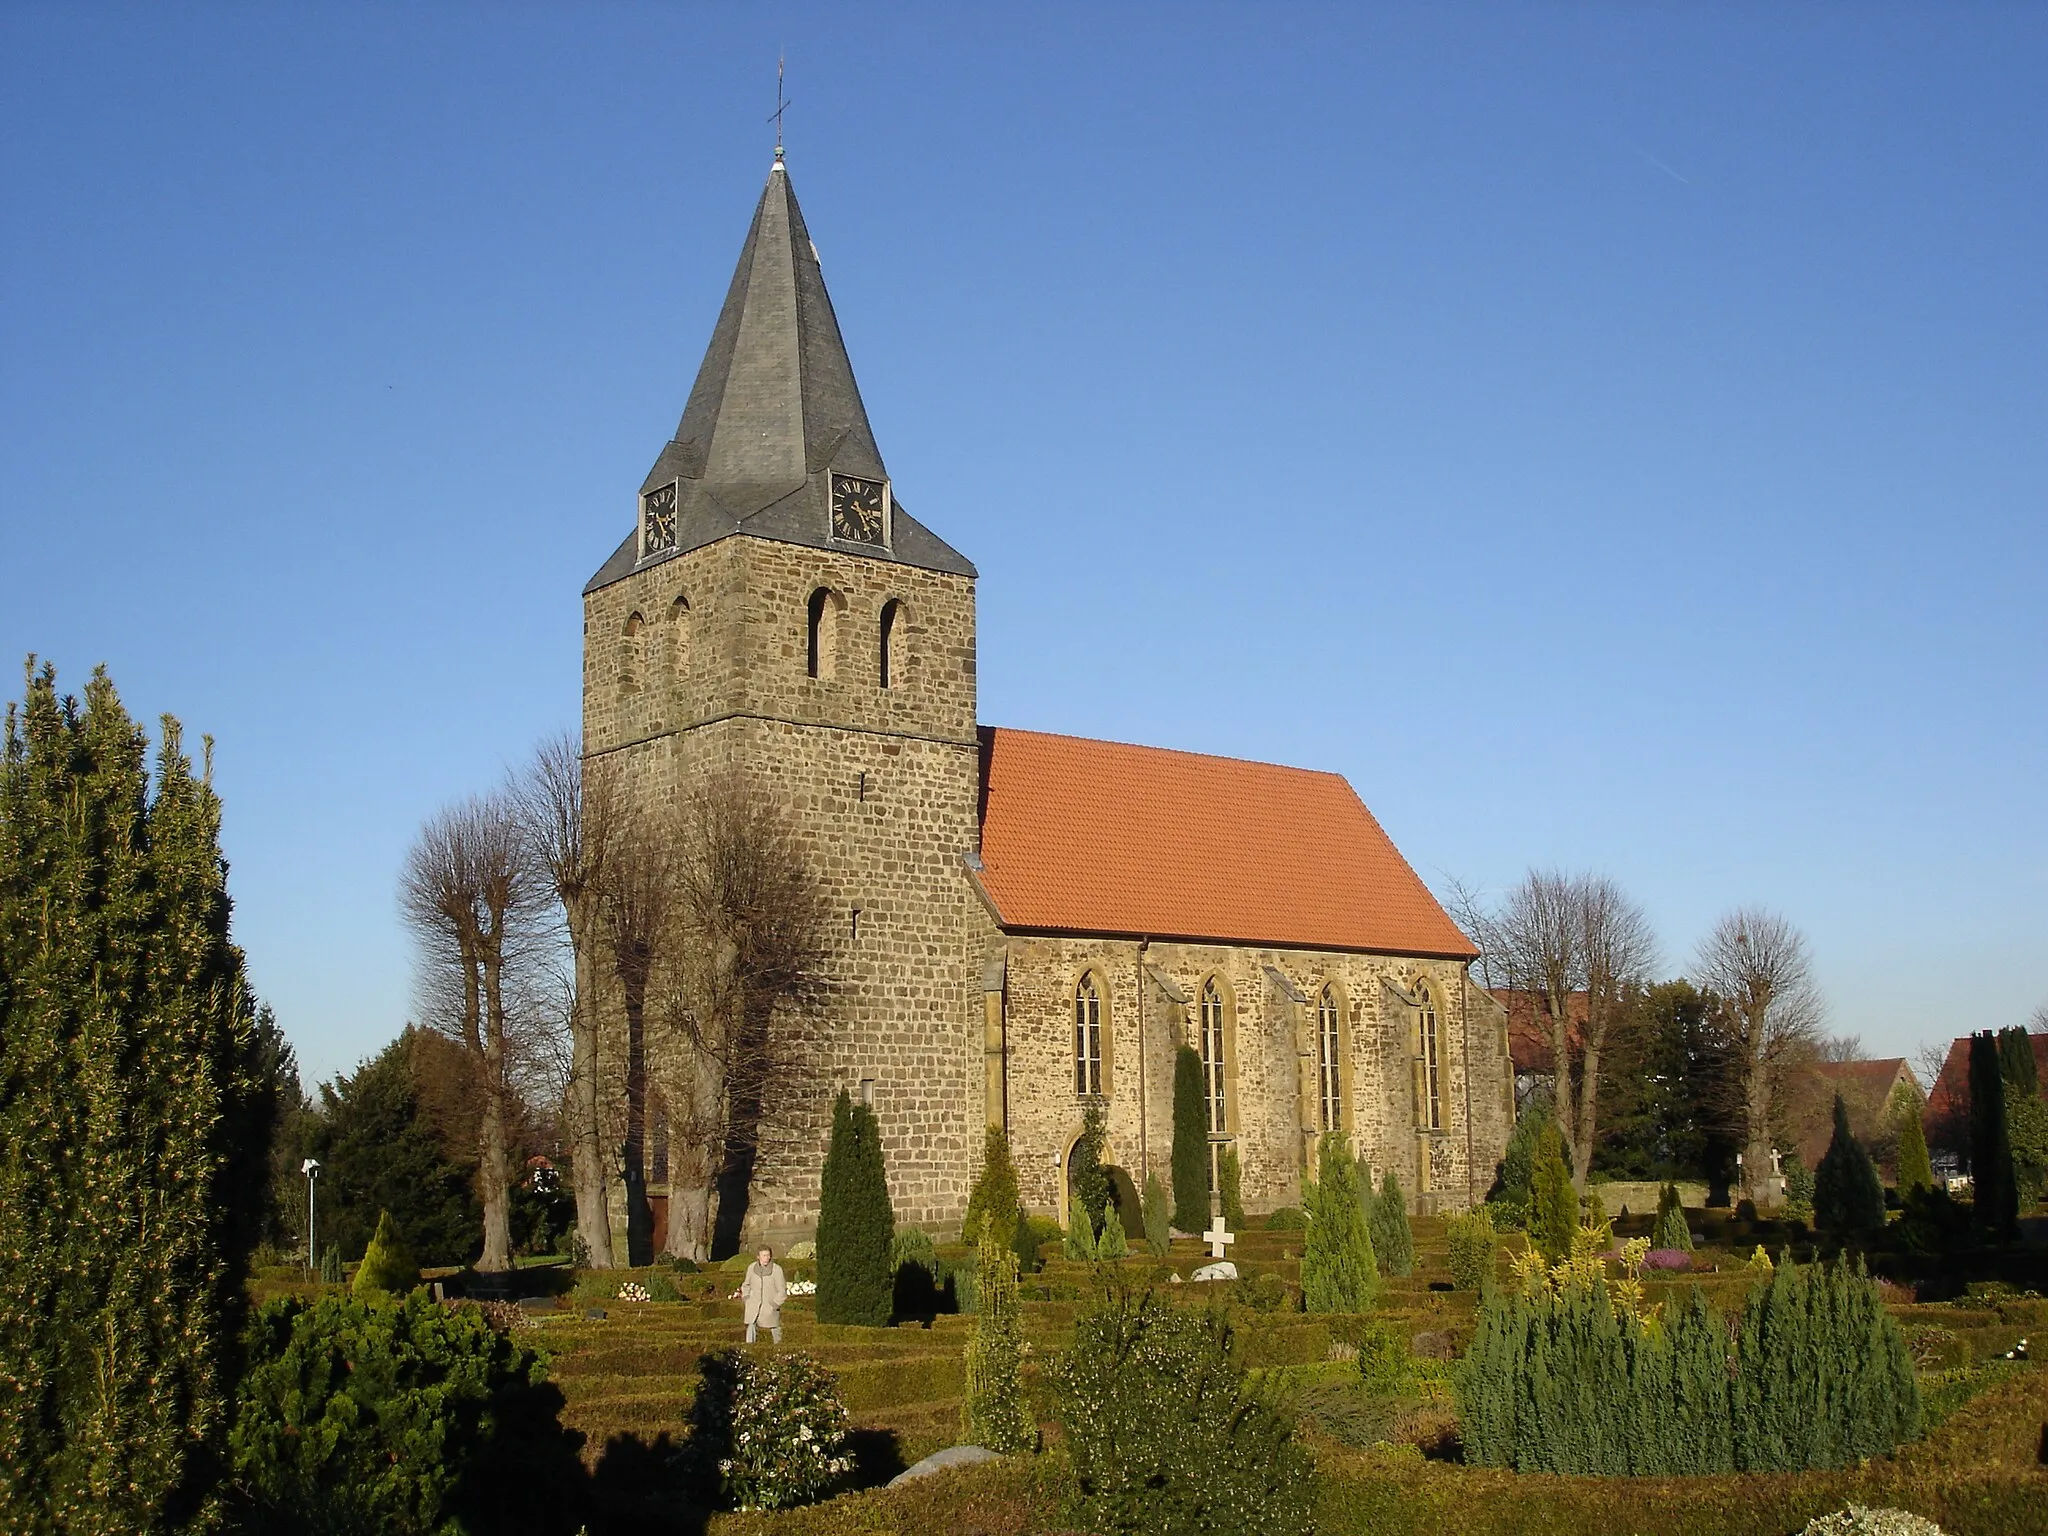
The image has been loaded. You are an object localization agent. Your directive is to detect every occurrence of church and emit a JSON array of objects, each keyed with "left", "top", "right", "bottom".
[{"left": 581, "top": 153, "right": 1516, "bottom": 1251}]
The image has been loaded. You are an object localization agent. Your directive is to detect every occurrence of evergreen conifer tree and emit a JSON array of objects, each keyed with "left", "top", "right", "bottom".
[
  {"left": 1096, "top": 1207, "right": 1129, "bottom": 1260},
  {"left": 816, "top": 1090, "right": 894, "bottom": 1325},
  {"left": 352, "top": 1210, "right": 421, "bottom": 1297},
  {"left": 962, "top": 1125, "right": 1022, "bottom": 1252},
  {"left": 1068, "top": 1098, "right": 1110, "bottom": 1229},
  {"left": 1217, "top": 1142, "right": 1244, "bottom": 1229},
  {"left": 1142, "top": 1171, "right": 1171, "bottom": 1255},
  {"left": 1650, "top": 1182, "right": 1693, "bottom": 1251},
  {"left": 1813, "top": 1094, "right": 1886, "bottom": 1238},
  {"left": 1967, "top": 1031, "right": 2018, "bottom": 1241},
  {"left": 1170, "top": 1045, "right": 1208, "bottom": 1233},
  {"left": 1487, "top": 1098, "right": 1549, "bottom": 1225},
  {"left": 1064, "top": 1194, "right": 1098, "bottom": 1260},
  {"left": 1997, "top": 1026, "right": 2048, "bottom": 1207},
  {"left": 1998, "top": 1025, "right": 2038, "bottom": 1096},
  {"left": 961, "top": 1216, "right": 1033, "bottom": 1452},
  {"left": 1529, "top": 1122, "right": 1578, "bottom": 1265},
  {"left": 1895, "top": 1104, "right": 1935, "bottom": 1197},
  {"left": 0, "top": 664, "right": 271, "bottom": 1533},
  {"left": 1369, "top": 1170, "right": 1415, "bottom": 1277},
  {"left": 1301, "top": 1134, "right": 1377, "bottom": 1313}
]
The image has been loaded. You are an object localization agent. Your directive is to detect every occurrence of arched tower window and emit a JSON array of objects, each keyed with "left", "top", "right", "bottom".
[
  {"left": 668, "top": 593, "right": 691, "bottom": 692},
  {"left": 619, "top": 611, "right": 645, "bottom": 695},
  {"left": 878, "top": 598, "right": 902, "bottom": 689},
  {"left": 1317, "top": 984, "right": 1344, "bottom": 1132},
  {"left": 1074, "top": 973, "right": 1104, "bottom": 1097},
  {"left": 1199, "top": 979, "right": 1228, "bottom": 1133},
  {"left": 1418, "top": 983, "right": 1443, "bottom": 1131},
  {"left": 806, "top": 587, "right": 843, "bottom": 680}
]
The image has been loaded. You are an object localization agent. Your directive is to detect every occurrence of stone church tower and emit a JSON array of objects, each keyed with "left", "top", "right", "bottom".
[
  {"left": 584, "top": 156, "right": 1516, "bottom": 1257},
  {"left": 581, "top": 153, "right": 988, "bottom": 1245}
]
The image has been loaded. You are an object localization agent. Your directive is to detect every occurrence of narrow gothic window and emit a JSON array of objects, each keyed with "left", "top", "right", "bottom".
[
  {"left": 620, "top": 612, "right": 645, "bottom": 695},
  {"left": 668, "top": 594, "right": 690, "bottom": 691},
  {"left": 879, "top": 598, "right": 902, "bottom": 688},
  {"left": 1317, "top": 984, "right": 1343, "bottom": 1132},
  {"left": 806, "top": 588, "right": 841, "bottom": 679},
  {"left": 1200, "top": 979, "right": 1227, "bottom": 1133},
  {"left": 1074, "top": 973, "right": 1103, "bottom": 1097},
  {"left": 1420, "top": 987, "right": 1442, "bottom": 1131}
]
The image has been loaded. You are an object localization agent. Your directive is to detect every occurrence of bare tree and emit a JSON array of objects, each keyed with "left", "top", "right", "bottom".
[
  {"left": 1489, "top": 870, "right": 1655, "bottom": 1188},
  {"left": 1439, "top": 874, "right": 1507, "bottom": 991},
  {"left": 1692, "top": 907, "right": 1826, "bottom": 1202},
  {"left": 400, "top": 791, "right": 550, "bottom": 1271},
  {"left": 649, "top": 777, "right": 831, "bottom": 1261},
  {"left": 602, "top": 826, "right": 675, "bottom": 1266},
  {"left": 516, "top": 734, "right": 620, "bottom": 1268}
]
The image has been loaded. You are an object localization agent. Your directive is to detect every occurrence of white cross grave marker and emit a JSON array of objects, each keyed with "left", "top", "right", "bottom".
[{"left": 1204, "top": 1215, "right": 1236, "bottom": 1261}]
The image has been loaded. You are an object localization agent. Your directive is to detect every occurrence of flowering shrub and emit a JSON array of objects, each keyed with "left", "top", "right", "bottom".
[
  {"left": 1642, "top": 1248, "right": 1694, "bottom": 1272},
  {"left": 1799, "top": 1507, "right": 1944, "bottom": 1536},
  {"left": 689, "top": 1349, "right": 853, "bottom": 1511},
  {"left": 786, "top": 1278, "right": 817, "bottom": 1296},
  {"left": 616, "top": 1281, "right": 651, "bottom": 1302}
]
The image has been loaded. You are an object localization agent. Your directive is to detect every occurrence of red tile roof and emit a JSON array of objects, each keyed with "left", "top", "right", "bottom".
[
  {"left": 974, "top": 727, "right": 1477, "bottom": 959},
  {"left": 1925, "top": 1033, "right": 2048, "bottom": 1151},
  {"left": 1490, "top": 989, "right": 1590, "bottom": 1075}
]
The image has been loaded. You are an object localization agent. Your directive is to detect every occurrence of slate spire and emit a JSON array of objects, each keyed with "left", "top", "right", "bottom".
[{"left": 587, "top": 161, "right": 973, "bottom": 592}]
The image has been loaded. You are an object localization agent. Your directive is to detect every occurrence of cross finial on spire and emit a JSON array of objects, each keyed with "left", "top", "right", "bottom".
[{"left": 769, "top": 52, "right": 790, "bottom": 168}]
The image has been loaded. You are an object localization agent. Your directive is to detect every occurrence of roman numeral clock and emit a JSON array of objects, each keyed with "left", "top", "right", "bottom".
[{"left": 830, "top": 473, "right": 888, "bottom": 546}]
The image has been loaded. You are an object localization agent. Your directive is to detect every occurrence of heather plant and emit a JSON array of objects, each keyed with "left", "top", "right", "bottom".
[
  {"left": 816, "top": 1089, "right": 893, "bottom": 1326},
  {"left": 231, "top": 1290, "right": 584, "bottom": 1535},
  {"left": 1051, "top": 1289, "right": 1315, "bottom": 1536},
  {"left": 961, "top": 1216, "right": 1034, "bottom": 1452},
  {"left": 689, "top": 1349, "right": 853, "bottom": 1512},
  {"left": 1445, "top": 1206, "right": 1497, "bottom": 1290},
  {"left": 351, "top": 1210, "right": 420, "bottom": 1298},
  {"left": 0, "top": 666, "right": 274, "bottom": 1534},
  {"left": 1142, "top": 1171, "right": 1171, "bottom": 1256},
  {"left": 962, "top": 1125, "right": 1022, "bottom": 1252},
  {"left": 1217, "top": 1142, "right": 1245, "bottom": 1229},
  {"left": 1301, "top": 1134, "right": 1377, "bottom": 1314},
  {"left": 1368, "top": 1169, "right": 1415, "bottom": 1278},
  {"left": 1814, "top": 1094, "right": 1886, "bottom": 1238},
  {"left": 1171, "top": 1046, "right": 1209, "bottom": 1232},
  {"left": 1649, "top": 1181, "right": 1692, "bottom": 1251}
]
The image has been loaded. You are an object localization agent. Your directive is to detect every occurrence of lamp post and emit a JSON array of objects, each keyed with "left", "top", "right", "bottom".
[{"left": 301, "top": 1158, "right": 322, "bottom": 1277}]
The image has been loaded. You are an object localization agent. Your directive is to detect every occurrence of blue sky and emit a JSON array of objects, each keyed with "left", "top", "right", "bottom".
[{"left": 3, "top": 5, "right": 2043, "bottom": 1086}]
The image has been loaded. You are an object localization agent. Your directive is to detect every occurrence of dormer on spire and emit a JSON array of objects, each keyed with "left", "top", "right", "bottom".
[{"left": 587, "top": 167, "right": 973, "bottom": 593}]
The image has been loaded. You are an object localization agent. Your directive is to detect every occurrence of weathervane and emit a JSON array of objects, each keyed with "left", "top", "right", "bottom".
[{"left": 770, "top": 52, "right": 790, "bottom": 166}]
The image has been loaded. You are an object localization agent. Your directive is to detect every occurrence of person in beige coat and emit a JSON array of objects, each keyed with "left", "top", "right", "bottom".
[{"left": 740, "top": 1246, "right": 787, "bottom": 1344}]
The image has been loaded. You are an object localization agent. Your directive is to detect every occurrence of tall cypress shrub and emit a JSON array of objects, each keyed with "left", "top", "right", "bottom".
[
  {"left": 1301, "top": 1134, "right": 1377, "bottom": 1313},
  {"left": 1529, "top": 1122, "right": 1577, "bottom": 1266},
  {"left": 1813, "top": 1094, "right": 1885, "bottom": 1238},
  {"left": 1141, "top": 1171, "right": 1171, "bottom": 1255},
  {"left": 1968, "top": 1031, "right": 2018, "bottom": 1241},
  {"left": 1895, "top": 1104, "right": 1935, "bottom": 1197},
  {"left": 816, "top": 1090, "right": 894, "bottom": 1326},
  {"left": 1650, "top": 1182, "right": 1692, "bottom": 1251},
  {"left": 1068, "top": 1098, "right": 1110, "bottom": 1230},
  {"left": 1217, "top": 1143, "right": 1245, "bottom": 1228},
  {"left": 0, "top": 664, "right": 270, "bottom": 1534},
  {"left": 961, "top": 1216, "right": 1033, "bottom": 1452},
  {"left": 1369, "top": 1170, "right": 1415, "bottom": 1278},
  {"left": 1170, "top": 1045, "right": 1208, "bottom": 1232},
  {"left": 1487, "top": 1098, "right": 1549, "bottom": 1226},
  {"left": 962, "top": 1125, "right": 1022, "bottom": 1251}
]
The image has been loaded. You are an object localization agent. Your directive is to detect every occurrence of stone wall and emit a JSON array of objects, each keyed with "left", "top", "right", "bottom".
[{"left": 993, "top": 935, "right": 1516, "bottom": 1219}]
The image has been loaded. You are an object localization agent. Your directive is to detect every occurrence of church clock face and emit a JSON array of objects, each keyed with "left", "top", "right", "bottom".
[
  {"left": 830, "top": 473, "right": 888, "bottom": 545},
  {"left": 642, "top": 481, "right": 678, "bottom": 555}
]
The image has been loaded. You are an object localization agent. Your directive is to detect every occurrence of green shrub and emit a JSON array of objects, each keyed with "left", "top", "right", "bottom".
[
  {"left": 318, "top": 1246, "right": 344, "bottom": 1285},
  {"left": 1369, "top": 1171, "right": 1415, "bottom": 1278},
  {"left": 644, "top": 1271, "right": 682, "bottom": 1303},
  {"left": 1732, "top": 1253, "right": 1921, "bottom": 1471},
  {"left": 1064, "top": 1194, "right": 1098, "bottom": 1260},
  {"left": 1814, "top": 1095, "right": 1886, "bottom": 1238},
  {"left": 689, "top": 1348, "right": 852, "bottom": 1511},
  {"left": 230, "top": 1291, "right": 584, "bottom": 1534},
  {"left": 1218, "top": 1143, "right": 1246, "bottom": 1229},
  {"left": 1650, "top": 1182, "right": 1693, "bottom": 1252},
  {"left": 891, "top": 1225, "right": 940, "bottom": 1281},
  {"left": 1051, "top": 1289, "right": 1315, "bottom": 1536},
  {"left": 1486, "top": 1097, "right": 1550, "bottom": 1230},
  {"left": 1528, "top": 1122, "right": 1577, "bottom": 1266},
  {"left": 963, "top": 1125, "right": 1023, "bottom": 1251},
  {"left": 1097, "top": 1207, "right": 1130, "bottom": 1259},
  {"left": 352, "top": 1209, "right": 420, "bottom": 1298},
  {"left": 1303, "top": 1134, "right": 1377, "bottom": 1315},
  {"left": 1171, "top": 1046, "right": 1209, "bottom": 1233},
  {"left": 1142, "top": 1171, "right": 1171, "bottom": 1256},
  {"left": 1354, "top": 1317, "right": 1412, "bottom": 1396},
  {"left": 1070, "top": 1099, "right": 1111, "bottom": 1231},
  {"left": 1784, "top": 1149, "right": 1817, "bottom": 1208},
  {"left": 1969, "top": 1031, "right": 2018, "bottom": 1241},
  {"left": 1895, "top": 1106, "right": 1935, "bottom": 1198},
  {"left": 961, "top": 1216, "right": 1033, "bottom": 1452},
  {"left": 1265, "top": 1206, "right": 1306, "bottom": 1231},
  {"left": 1017, "top": 1213, "right": 1062, "bottom": 1272},
  {"left": 1445, "top": 1207, "right": 1497, "bottom": 1291},
  {"left": 817, "top": 1089, "right": 893, "bottom": 1326}
]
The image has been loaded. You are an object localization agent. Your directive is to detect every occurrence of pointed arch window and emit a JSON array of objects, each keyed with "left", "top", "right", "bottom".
[
  {"left": 1199, "top": 979, "right": 1228, "bottom": 1133},
  {"left": 1418, "top": 985, "right": 1443, "bottom": 1131},
  {"left": 806, "top": 588, "right": 843, "bottom": 679},
  {"left": 1074, "top": 973, "right": 1103, "bottom": 1097},
  {"left": 878, "top": 598, "right": 902, "bottom": 689},
  {"left": 620, "top": 611, "right": 646, "bottom": 695},
  {"left": 668, "top": 594, "right": 691, "bottom": 693},
  {"left": 1317, "top": 984, "right": 1344, "bottom": 1132}
]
